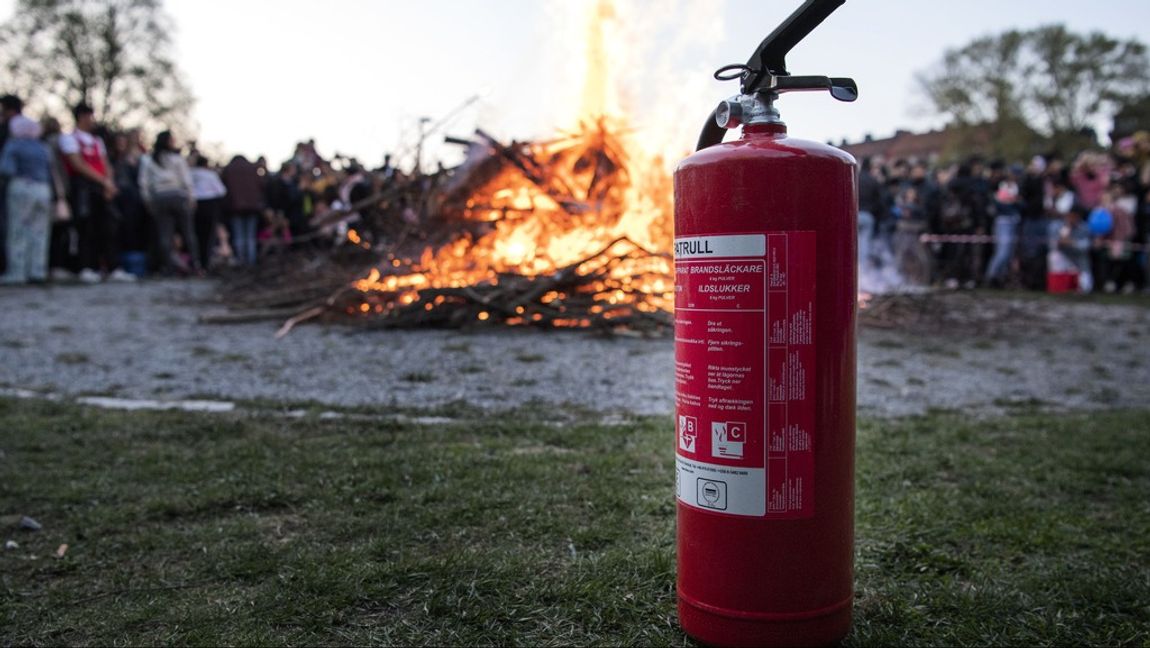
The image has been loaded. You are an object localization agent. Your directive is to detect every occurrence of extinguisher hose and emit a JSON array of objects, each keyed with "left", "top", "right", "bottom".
[{"left": 696, "top": 107, "right": 725, "bottom": 151}]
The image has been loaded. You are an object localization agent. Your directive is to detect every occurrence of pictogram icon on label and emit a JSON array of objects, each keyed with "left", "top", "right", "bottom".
[
  {"left": 674, "top": 231, "right": 816, "bottom": 519},
  {"left": 678, "top": 415, "right": 698, "bottom": 453},
  {"left": 712, "top": 421, "right": 746, "bottom": 458},
  {"left": 696, "top": 478, "right": 727, "bottom": 510}
]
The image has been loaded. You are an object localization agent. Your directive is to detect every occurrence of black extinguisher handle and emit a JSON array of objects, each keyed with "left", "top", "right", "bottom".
[{"left": 748, "top": 0, "right": 845, "bottom": 83}]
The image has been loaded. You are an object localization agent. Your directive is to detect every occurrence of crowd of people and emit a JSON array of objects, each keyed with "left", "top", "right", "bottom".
[
  {"left": 858, "top": 142, "right": 1150, "bottom": 294},
  {"left": 0, "top": 93, "right": 418, "bottom": 286},
  {"left": 3, "top": 91, "right": 1150, "bottom": 295}
]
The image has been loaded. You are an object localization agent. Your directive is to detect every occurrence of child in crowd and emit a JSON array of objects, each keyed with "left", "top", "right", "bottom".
[
  {"left": 1049, "top": 205, "right": 1093, "bottom": 293},
  {"left": 0, "top": 116, "right": 55, "bottom": 284}
]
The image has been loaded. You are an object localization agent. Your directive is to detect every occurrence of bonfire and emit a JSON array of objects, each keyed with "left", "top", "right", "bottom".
[
  {"left": 344, "top": 120, "right": 673, "bottom": 332},
  {"left": 212, "top": 0, "right": 677, "bottom": 336}
]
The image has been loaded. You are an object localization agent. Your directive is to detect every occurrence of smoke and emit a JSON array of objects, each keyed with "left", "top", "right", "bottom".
[{"left": 859, "top": 245, "right": 907, "bottom": 294}]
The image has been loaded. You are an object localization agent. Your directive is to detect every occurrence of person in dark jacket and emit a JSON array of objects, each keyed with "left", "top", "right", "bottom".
[
  {"left": 109, "top": 129, "right": 148, "bottom": 269},
  {"left": 267, "top": 162, "right": 306, "bottom": 240},
  {"left": 857, "top": 157, "right": 885, "bottom": 269},
  {"left": 0, "top": 94, "right": 22, "bottom": 154},
  {"left": 0, "top": 94, "right": 26, "bottom": 273},
  {"left": 936, "top": 159, "right": 990, "bottom": 287},
  {"left": 1018, "top": 156, "right": 1051, "bottom": 289},
  {"left": 221, "top": 155, "right": 265, "bottom": 265}
]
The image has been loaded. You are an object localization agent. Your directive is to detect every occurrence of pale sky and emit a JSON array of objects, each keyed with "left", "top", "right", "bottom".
[{"left": 2, "top": 0, "right": 1149, "bottom": 168}]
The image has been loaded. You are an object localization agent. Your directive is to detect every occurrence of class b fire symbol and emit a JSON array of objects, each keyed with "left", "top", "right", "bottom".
[
  {"left": 712, "top": 421, "right": 746, "bottom": 459},
  {"left": 678, "top": 415, "right": 698, "bottom": 453}
]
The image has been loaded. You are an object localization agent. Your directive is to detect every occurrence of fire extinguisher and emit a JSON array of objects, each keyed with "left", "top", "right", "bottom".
[{"left": 673, "top": 1, "right": 858, "bottom": 646}]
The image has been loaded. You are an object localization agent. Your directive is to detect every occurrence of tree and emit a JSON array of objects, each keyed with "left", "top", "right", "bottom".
[
  {"left": 0, "top": 0, "right": 193, "bottom": 131},
  {"left": 918, "top": 25, "right": 1150, "bottom": 155},
  {"left": 1111, "top": 95, "right": 1150, "bottom": 142}
]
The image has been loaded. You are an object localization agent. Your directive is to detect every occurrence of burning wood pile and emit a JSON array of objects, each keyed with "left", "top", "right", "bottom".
[{"left": 208, "top": 118, "right": 675, "bottom": 336}]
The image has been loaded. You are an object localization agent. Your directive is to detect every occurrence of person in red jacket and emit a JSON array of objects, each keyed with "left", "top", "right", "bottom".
[{"left": 59, "top": 102, "right": 134, "bottom": 283}]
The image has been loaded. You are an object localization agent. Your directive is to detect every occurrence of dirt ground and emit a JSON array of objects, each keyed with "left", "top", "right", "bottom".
[{"left": 1, "top": 280, "right": 1147, "bottom": 417}]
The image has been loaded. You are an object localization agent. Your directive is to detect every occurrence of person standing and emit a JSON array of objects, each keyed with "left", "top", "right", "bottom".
[
  {"left": 1017, "top": 156, "right": 1050, "bottom": 290},
  {"left": 0, "top": 95, "right": 22, "bottom": 150},
  {"left": 190, "top": 155, "right": 226, "bottom": 270},
  {"left": 936, "top": 160, "right": 986, "bottom": 288},
  {"left": 1049, "top": 204, "right": 1093, "bottom": 292},
  {"left": 1070, "top": 152, "right": 1111, "bottom": 211},
  {"left": 0, "top": 115, "right": 53, "bottom": 284},
  {"left": 984, "top": 172, "right": 1022, "bottom": 287},
  {"left": 0, "top": 94, "right": 26, "bottom": 274},
  {"left": 268, "top": 162, "right": 306, "bottom": 240},
  {"left": 41, "top": 118, "right": 80, "bottom": 279},
  {"left": 110, "top": 129, "right": 148, "bottom": 272},
  {"left": 221, "top": 155, "right": 264, "bottom": 266},
  {"left": 857, "top": 157, "right": 884, "bottom": 270},
  {"left": 138, "top": 131, "right": 199, "bottom": 275},
  {"left": 59, "top": 102, "right": 133, "bottom": 283}
]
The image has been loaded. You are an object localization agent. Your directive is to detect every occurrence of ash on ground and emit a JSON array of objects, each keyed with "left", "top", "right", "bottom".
[{"left": 1, "top": 280, "right": 1146, "bottom": 418}]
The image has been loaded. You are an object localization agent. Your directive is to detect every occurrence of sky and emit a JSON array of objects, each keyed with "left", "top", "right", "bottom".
[{"left": 2, "top": 0, "right": 1149, "bottom": 168}]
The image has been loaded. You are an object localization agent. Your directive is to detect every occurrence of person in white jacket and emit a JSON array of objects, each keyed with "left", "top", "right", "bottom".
[
  {"left": 190, "top": 155, "right": 227, "bottom": 270},
  {"left": 139, "top": 131, "right": 199, "bottom": 274}
]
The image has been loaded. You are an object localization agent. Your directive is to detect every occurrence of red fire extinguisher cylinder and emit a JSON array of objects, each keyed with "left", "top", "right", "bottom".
[
  {"left": 673, "top": 119, "right": 857, "bottom": 647},
  {"left": 672, "top": 3, "right": 859, "bottom": 644}
]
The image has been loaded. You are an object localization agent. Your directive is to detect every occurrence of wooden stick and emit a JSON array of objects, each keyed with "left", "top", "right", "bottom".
[{"left": 275, "top": 306, "right": 327, "bottom": 339}]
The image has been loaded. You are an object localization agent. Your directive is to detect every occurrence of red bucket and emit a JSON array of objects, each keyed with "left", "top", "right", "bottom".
[{"left": 1047, "top": 271, "right": 1079, "bottom": 294}]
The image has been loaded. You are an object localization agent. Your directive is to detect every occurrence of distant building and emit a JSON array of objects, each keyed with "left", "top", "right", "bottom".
[
  {"left": 839, "top": 121, "right": 1055, "bottom": 163},
  {"left": 842, "top": 129, "right": 935, "bottom": 161}
]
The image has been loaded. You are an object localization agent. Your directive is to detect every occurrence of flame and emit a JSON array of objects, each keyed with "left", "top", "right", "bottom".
[
  {"left": 351, "top": 0, "right": 675, "bottom": 328},
  {"left": 347, "top": 228, "right": 371, "bottom": 249}
]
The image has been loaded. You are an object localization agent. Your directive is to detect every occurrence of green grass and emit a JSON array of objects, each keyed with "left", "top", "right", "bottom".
[{"left": 1, "top": 398, "right": 1147, "bottom": 646}]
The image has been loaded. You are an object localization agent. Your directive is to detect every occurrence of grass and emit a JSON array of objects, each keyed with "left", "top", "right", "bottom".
[{"left": 1, "top": 398, "right": 1148, "bottom": 646}]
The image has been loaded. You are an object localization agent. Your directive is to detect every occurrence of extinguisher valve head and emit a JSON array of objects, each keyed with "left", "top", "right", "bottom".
[{"left": 716, "top": 94, "right": 782, "bottom": 130}]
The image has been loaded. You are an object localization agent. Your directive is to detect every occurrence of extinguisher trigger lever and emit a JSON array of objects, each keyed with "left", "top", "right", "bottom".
[{"left": 769, "top": 75, "right": 858, "bottom": 102}]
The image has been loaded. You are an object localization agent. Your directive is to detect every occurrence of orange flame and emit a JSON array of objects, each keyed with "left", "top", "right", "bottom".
[{"left": 353, "top": 120, "right": 674, "bottom": 318}]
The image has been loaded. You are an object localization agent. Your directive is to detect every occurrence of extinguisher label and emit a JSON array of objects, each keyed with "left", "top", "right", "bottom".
[{"left": 674, "top": 232, "right": 816, "bottom": 518}]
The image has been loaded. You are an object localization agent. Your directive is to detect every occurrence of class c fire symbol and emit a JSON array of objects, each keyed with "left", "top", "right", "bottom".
[{"left": 712, "top": 421, "right": 746, "bottom": 458}]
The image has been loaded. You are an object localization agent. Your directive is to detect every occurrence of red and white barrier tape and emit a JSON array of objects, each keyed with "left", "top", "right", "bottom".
[{"left": 916, "top": 233, "right": 1148, "bottom": 251}]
